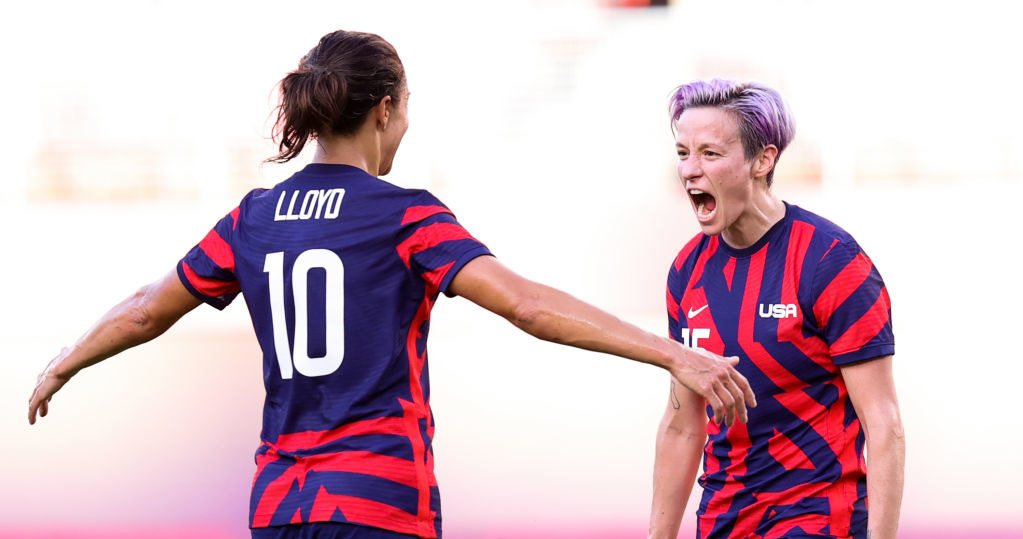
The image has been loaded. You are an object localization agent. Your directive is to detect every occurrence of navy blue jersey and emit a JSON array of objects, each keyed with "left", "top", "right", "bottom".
[
  {"left": 177, "top": 164, "right": 491, "bottom": 538},
  {"left": 666, "top": 203, "right": 894, "bottom": 539}
]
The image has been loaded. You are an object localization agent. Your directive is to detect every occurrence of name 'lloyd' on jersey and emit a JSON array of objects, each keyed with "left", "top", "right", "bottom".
[{"left": 274, "top": 188, "right": 346, "bottom": 221}]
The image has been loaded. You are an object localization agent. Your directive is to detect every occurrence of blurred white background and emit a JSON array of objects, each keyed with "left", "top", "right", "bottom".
[{"left": 2, "top": 0, "right": 1021, "bottom": 537}]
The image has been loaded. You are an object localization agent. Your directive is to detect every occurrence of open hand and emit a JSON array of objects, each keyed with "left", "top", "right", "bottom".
[
  {"left": 671, "top": 344, "right": 756, "bottom": 426},
  {"left": 28, "top": 347, "right": 73, "bottom": 425}
]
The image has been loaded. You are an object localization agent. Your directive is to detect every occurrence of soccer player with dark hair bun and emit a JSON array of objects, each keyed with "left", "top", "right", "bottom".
[
  {"left": 648, "top": 80, "right": 905, "bottom": 539},
  {"left": 27, "top": 31, "right": 757, "bottom": 539}
]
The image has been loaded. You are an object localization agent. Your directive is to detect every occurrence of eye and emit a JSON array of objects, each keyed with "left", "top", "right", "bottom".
[
  {"left": 677, "top": 149, "right": 689, "bottom": 158},
  {"left": 704, "top": 150, "right": 720, "bottom": 158}
]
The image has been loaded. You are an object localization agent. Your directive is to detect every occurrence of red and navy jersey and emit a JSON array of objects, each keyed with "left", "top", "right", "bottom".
[
  {"left": 177, "top": 163, "right": 491, "bottom": 538},
  {"left": 666, "top": 203, "right": 894, "bottom": 539}
]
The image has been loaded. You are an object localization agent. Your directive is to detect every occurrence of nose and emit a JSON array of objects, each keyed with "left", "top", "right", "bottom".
[{"left": 678, "top": 155, "right": 702, "bottom": 183}]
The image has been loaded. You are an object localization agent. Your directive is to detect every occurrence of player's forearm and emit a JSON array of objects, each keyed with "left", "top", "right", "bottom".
[
  {"left": 649, "top": 423, "right": 704, "bottom": 539},
  {"left": 52, "top": 285, "right": 169, "bottom": 379},
  {"left": 511, "top": 283, "right": 678, "bottom": 370},
  {"left": 864, "top": 422, "right": 905, "bottom": 539}
]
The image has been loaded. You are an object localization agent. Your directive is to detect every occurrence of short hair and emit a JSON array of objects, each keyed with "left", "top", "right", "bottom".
[{"left": 668, "top": 79, "right": 795, "bottom": 186}]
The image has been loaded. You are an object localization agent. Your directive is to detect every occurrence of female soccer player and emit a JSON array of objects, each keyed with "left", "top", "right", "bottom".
[
  {"left": 27, "top": 31, "right": 755, "bottom": 539},
  {"left": 648, "top": 80, "right": 904, "bottom": 539}
]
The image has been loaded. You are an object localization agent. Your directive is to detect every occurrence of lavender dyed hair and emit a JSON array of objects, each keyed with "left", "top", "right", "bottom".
[{"left": 669, "top": 79, "right": 795, "bottom": 186}]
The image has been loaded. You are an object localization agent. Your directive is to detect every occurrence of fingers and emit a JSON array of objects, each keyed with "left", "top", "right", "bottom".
[
  {"left": 28, "top": 393, "right": 41, "bottom": 425},
  {"left": 712, "top": 380, "right": 737, "bottom": 426},
  {"left": 732, "top": 366, "right": 757, "bottom": 408},
  {"left": 704, "top": 386, "right": 725, "bottom": 425},
  {"left": 724, "top": 377, "right": 747, "bottom": 424},
  {"left": 708, "top": 358, "right": 754, "bottom": 426}
]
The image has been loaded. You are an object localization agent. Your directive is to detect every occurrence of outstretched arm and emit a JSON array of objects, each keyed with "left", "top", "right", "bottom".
[
  {"left": 649, "top": 379, "right": 706, "bottom": 539},
  {"left": 28, "top": 270, "right": 202, "bottom": 424},
  {"left": 841, "top": 355, "right": 904, "bottom": 539},
  {"left": 448, "top": 255, "right": 756, "bottom": 425}
]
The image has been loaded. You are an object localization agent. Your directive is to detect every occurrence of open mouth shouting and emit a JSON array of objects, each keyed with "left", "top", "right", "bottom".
[{"left": 688, "top": 188, "right": 717, "bottom": 223}]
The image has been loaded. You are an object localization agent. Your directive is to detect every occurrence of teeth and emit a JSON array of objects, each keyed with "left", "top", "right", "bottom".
[{"left": 689, "top": 189, "right": 704, "bottom": 195}]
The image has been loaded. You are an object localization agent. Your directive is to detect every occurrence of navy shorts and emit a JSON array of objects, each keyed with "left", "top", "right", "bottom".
[{"left": 251, "top": 522, "right": 422, "bottom": 539}]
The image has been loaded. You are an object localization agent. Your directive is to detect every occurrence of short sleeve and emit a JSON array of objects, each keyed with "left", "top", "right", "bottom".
[
  {"left": 177, "top": 207, "right": 241, "bottom": 310},
  {"left": 811, "top": 241, "right": 894, "bottom": 365},
  {"left": 395, "top": 198, "right": 492, "bottom": 297}
]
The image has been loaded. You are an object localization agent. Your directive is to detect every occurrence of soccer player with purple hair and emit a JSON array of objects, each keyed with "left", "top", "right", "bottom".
[
  {"left": 27, "top": 31, "right": 757, "bottom": 539},
  {"left": 648, "top": 80, "right": 904, "bottom": 539}
]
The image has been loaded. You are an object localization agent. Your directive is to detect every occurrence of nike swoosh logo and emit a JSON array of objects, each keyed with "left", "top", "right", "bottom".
[{"left": 687, "top": 305, "right": 709, "bottom": 318}]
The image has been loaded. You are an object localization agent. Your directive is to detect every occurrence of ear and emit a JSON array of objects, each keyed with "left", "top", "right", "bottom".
[
  {"left": 752, "top": 145, "right": 778, "bottom": 182},
  {"left": 374, "top": 95, "right": 393, "bottom": 131}
]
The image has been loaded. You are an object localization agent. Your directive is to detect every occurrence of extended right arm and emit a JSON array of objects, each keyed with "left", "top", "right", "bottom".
[
  {"left": 28, "top": 270, "right": 201, "bottom": 424},
  {"left": 448, "top": 255, "right": 756, "bottom": 425},
  {"left": 649, "top": 380, "right": 707, "bottom": 539}
]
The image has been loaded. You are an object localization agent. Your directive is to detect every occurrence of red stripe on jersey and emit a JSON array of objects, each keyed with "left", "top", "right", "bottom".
[
  {"left": 738, "top": 249, "right": 805, "bottom": 391},
  {"left": 290, "top": 508, "right": 303, "bottom": 524},
  {"left": 741, "top": 478, "right": 836, "bottom": 538},
  {"left": 401, "top": 205, "right": 452, "bottom": 226},
  {"left": 252, "top": 466, "right": 301, "bottom": 527},
  {"left": 701, "top": 422, "right": 751, "bottom": 534},
  {"left": 666, "top": 286, "right": 680, "bottom": 322},
  {"left": 310, "top": 486, "right": 429, "bottom": 537},
  {"left": 674, "top": 233, "right": 705, "bottom": 271},
  {"left": 229, "top": 207, "right": 241, "bottom": 229},
  {"left": 825, "top": 379, "right": 860, "bottom": 537},
  {"left": 703, "top": 420, "right": 722, "bottom": 476},
  {"left": 813, "top": 251, "right": 872, "bottom": 329},
  {"left": 198, "top": 228, "right": 235, "bottom": 272},
  {"left": 773, "top": 390, "right": 831, "bottom": 448},
  {"left": 252, "top": 451, "right": 277, "bottom": 492},
  {"left": 272, "top": 417, "right": 407, "bottom": 452},
  {"left": 396, "top": 223, "right": 475, "bottom": 268},
  {"left": 403, "top": 294, "right": 439, "bottom": 535},
  {"left": 830, "top": 286, "right": 891, "bottom": 357},
  {"left": 767, "top": 427, "right": 816, "bottom": 471},
  {"left": 819, "top": 238, "right": 839, "bottom": 262},
  {"left": 181, "top": 261, "right": 240, "bottom": 297},
  {"left": 249, "top": 448, "right": 427, "bottom": 529},
  {"left": 421, "top": 261, "right": 456, "bottom": 297},
  {"left": 302, "top": 450, "right": 420, "bottom": 488},
  {"left": 722, "top": 257, "right": 736, "bottom": 291},
  {"left": 686, "top": 236, "right": 719, "bottom": 290},
  {"left": 779, "top": 222, "right": 834, "bottom": 374}
]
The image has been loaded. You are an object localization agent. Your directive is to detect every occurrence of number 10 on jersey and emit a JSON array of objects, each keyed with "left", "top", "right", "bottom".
[{"left": 264, "top": 250, "right": 345, "bottom": 379}]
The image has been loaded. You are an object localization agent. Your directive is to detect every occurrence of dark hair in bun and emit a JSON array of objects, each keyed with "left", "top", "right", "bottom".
[{"left": 268, "top": 30, "right": 406, "bottom": 163}]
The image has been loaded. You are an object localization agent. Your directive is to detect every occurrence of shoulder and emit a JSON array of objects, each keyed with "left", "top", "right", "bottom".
[
  {"left": 669, "top": 233, "right": 714, "bottom": 280},
  {"left": 786, "top": 204, "right": 866, "bottom": 253},
  {"left": 240, "top": 187, "right": 272, "bottom": 205},
  {"left": 394, "top": 188, "right": 461, "bottom": 225}
]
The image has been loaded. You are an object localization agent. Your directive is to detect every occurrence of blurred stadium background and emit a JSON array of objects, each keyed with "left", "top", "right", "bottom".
[{"left": 2, "top": 0, "right": 1021, "bottom": 537}]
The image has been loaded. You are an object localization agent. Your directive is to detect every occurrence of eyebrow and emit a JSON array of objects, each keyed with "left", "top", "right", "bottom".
[{"left": 675, "top": 142, "right": 722, "bottom": 149}]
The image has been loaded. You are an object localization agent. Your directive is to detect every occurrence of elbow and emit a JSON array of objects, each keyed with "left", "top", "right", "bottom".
[
  {"left": 124, "top": 286, "right": 162, "bottom": 341},
  {"left": 864, "top": 414, "right": 906, "bottom": 452},
  {"left": 509, "top": 295, "right": 559, "bottom": 342},
  {"left": 658, "top": 413, "right": 707, "bottom": 447},
  {"left": 660, "top": 424, "right": 704, "bottom": 444}
]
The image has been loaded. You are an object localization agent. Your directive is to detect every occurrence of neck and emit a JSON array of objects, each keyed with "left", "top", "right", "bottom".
[
  {"left": 720, "top": 186, "right": 785, "bottom": 249},
  {"left": 310, "top": 131, "right": 380, "bottom": 176}
]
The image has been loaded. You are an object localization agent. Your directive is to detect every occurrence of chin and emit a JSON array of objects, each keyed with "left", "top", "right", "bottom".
[
  {"left": 697, "top": 222, "right": 725, "bottom": 237},
  {"left": 692, "top": 211, "right": 725, "bottom": 236}
]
